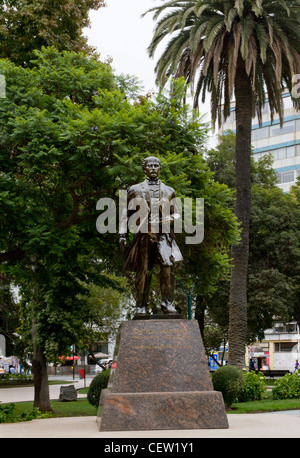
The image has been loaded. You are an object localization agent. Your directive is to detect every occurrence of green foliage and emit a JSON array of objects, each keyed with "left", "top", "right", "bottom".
[
  {"left": 146, "top": 0, "right": 300, "bottom": 368},
  {"left": 77, "top": 271, "right": 128, "bottom": 347},
  {"left": 0, "top": 374, "right": 34, "bottom": 386},
  {"left": 207, "top": 131, "right": 278, "bottom": 190},
  {"left": 0, "top": 0, "right": 106, "bottom": 66},
  {"left": 237, "top": 371, "right": 267, "bottom": 402},
  {"left": 0, "top": 275, "right": 20, "bottom": 355},
  {"left": 145, "top": 0, "right": 300, "bottom": 126},
  {"left": 0, "top": 48, "right": 239, "bottom": 363},
  {"left": 248, "top": 185, "right": 300, "bottom": 339},
  {"left": 87, "top": 370, "right": 110, "bottom": 408},
  {"left": 212, "top": 365, "right": 245, "bottom": 408},
  {"left": 0, "top": 403, "right": 40, "bottom": 423},
  {"left": 204, "top": 132, "right": 300, "bottom": 340},
  {"left": 272, "top": 372, "right": 300, "bottom": 400}
]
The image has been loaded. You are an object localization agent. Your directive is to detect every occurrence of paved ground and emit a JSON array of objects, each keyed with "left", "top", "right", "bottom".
[
  {"left": 0, "top": 376, "right": 300, "bottom": 438},
  {"left": 0, "top": 375, "right": 92, "bottom": 403}
]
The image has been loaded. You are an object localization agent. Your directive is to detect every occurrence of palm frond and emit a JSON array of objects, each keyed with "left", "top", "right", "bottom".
[{"left": 147, "top": 0, "right": 300, "bottom": 128}]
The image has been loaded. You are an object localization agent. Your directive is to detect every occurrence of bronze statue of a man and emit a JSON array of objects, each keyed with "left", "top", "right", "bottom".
[{"left": 119, "top": 156, "right": 183, "bottom": 315}]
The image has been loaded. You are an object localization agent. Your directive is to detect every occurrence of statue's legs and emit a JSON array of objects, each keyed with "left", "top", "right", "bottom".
[
  {"left": 135, "top": 264, "right": 149, "bottom": 314},
  {"left": 160, "top": 265, "right": 178, "bottom": 314},
  {"left": 132, "top": 234, "right": 151, "bottom": 314},
  {"left": 134, "top": 237, "right": 179, "bottom": 314}
]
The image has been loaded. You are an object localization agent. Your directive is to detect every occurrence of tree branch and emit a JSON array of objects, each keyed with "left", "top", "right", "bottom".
[{"left": 0, "top": 248, "right": 25, "bottom": 263}]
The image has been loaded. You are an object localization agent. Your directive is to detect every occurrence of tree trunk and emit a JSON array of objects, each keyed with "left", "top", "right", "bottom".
[
  {"left": 32, "top": 320, "right": 52, "bottom": 412},
  {"left": 228, "top": 55, "right": 252, "bottom": 368}
]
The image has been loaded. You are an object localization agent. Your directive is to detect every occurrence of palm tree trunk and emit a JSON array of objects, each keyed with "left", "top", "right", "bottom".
[{"left": 228, "top": 55, "right": 252, "bottom": 368}]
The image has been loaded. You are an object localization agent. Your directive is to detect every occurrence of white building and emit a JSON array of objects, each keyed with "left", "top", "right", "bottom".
[
  {"left": 219, "top": 92, "right": 300, "bottom": 193},
  {"left": 249, "top": 322, "right": 300, "bottom": 372}
]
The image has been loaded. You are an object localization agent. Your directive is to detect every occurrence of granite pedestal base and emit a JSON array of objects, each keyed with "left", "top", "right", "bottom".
[
  {"left": 99, "top": 391, "right": 227, "bottom": 431},
  {"left": 99, "top": 319, "right": 228, "bottom": 432}
]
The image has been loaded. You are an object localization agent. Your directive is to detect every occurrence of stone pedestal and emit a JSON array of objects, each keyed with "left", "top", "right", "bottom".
[{"left": 98, "top": 319, "right": 228, "bottom": 431}]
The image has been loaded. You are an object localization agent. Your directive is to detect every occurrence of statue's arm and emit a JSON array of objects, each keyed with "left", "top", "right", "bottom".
[
  {"left": 161, "top": 189, "right": 180, "bottom": 224},
  {"left": 119, "top": 187, "right": 136, "bottom": 250}
]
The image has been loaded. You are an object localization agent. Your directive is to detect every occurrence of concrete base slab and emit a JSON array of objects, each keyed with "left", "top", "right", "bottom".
[
  {"left": 100, "top": 390, "right": 229, "bottom": 431},
  {"left": 1, "top": 412, "right": 300, "bottom": 438}
]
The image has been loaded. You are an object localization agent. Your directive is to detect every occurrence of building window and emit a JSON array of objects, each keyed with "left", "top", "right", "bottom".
[
  {"left": 277, "top": 170, "right": 296, "bottom": 184},
  {"left": 261, "top": 102, "right": 269, "bottom": 114},
  {"left": 282, "top": 171, "right": 295, "bottom": 183},
  {"left": 286, "top": 146, "right": 295, "bottom": 158},
  {"left": 270, "top": 121, "right": 295, "bottom": 137},
  {"left": 295, "top": 119, "right": 300, "bottom": 132},
  {"left": 226, "top": 110, "right": 235, "bottom": 123},
  {"left": 274, "top": 342, "right": 296, "bottom": 352},
  {"left": 253, "top": 152, "right": 269, "bottom": 161},
  {"left": 269, "top": 145, "right": 296, "bottom": 161},
  {"left": 286, "top": 323, "right": 298, "bottom": 333},
  {"left": 278, "top": 148, "right": 288, "bottom": 160},
  {"left": 252, "top": 126, "right": 269, "bottom": 141},
  {"left": 283, "top": 97, "right": 294, "bottom": 110},
  {"left": 274, "top": 323, "right": 298, "bottom": 333}
]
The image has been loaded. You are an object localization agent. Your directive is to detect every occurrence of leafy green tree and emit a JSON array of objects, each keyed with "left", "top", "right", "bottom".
[
  {"left": 77, "top": 270, "right": 128, "bottom": 357},
  {"left": 0, "top": 0, "right": 106, "bottom": 365},
  {"left": 0, "top": 48, "right": 238, "bottom": 410},
  {"left": 206, "top": 131, "right": 278, "bottom": 190},
  {"left": 146, "top": 0, "right": 300, "bottom": 367},
  {"left": 0, "top": 0, "right": 105, "bottom": 66},
  {"left": 206, "top": 132, "right": 300, "bottom": 342},
  {"left": 248, "top": 184, "right": 300, "bottom": 339},
  {"left": 0, "top": 274, "right": 19, "bottom": 356},
  {"left": 202, "top": 319, "right": 228, "bottom": 367}
]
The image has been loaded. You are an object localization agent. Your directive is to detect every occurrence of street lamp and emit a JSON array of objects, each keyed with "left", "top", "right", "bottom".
[{"left": 178, "top": 281, "right": 194, "bottom": 320}]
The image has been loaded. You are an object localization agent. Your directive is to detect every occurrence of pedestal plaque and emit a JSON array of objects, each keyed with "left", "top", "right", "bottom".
[{"left": 98, "top": 319, "right": 228, "bottom": 431}]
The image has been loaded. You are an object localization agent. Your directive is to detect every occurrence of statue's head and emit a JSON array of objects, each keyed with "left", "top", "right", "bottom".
[{"left": 142, "top": 156, "right": 161, "bottom": 180}]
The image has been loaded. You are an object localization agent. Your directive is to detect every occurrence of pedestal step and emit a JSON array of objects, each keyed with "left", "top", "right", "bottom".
[{"left": 99, "top": 391, "right": 229, "bottom": 431}]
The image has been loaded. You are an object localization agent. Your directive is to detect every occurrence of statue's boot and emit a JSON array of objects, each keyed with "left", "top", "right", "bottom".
[{"left": 161, "top": 301, "right": 179, "bottom": 314}]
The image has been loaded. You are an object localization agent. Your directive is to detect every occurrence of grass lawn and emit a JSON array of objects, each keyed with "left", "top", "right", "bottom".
[
  {"left": 1, "top": 398, "right": 98, "bottom": 419},
  {"left": 230, "top": 397, "right": 300, "bottom": 414},
  {"left": 1, "top": 393, "right": 299, "bottom": 422},
  {"left": 0, "top": 380, "right": 299, "bottom": 422},
  {"left": 0, "top": 380, "right": 72, "bottom": 389}
]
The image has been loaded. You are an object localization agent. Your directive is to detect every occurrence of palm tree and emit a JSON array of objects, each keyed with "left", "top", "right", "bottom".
[{"left": 145, "top": 0, "right": 300, "bottom": 368}]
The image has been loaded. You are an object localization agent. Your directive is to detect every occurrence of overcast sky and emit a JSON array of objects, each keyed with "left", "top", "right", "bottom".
[
  {"left": 86, "top": 0, "right": 159, "bottom": 92},
  {"left": 84, "top": 0, "right": 213, "bottom": 128}
]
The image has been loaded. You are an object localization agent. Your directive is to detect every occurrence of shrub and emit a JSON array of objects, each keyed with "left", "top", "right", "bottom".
[
  {"left": 238, "top": 371, "right": 266, "bottom": 402},
  {"left": 87, "top": 369, "right": 111, "bottom": 407},
  {"left": 212, "top": 365, "right": 245, "bottom": 409},
  {"left": 0, "top": 403, "right": 40, "bottom": 423},
  {"left": 272, "top": 372, "right": 300, "bottom": 400},
  {"left": 0, "top": 374, "right": 34, "bottom": 386}
]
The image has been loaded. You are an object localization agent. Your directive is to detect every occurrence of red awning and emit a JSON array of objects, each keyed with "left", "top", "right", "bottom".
[{"left": 59, "top": 356, "right": 80, "bottom": 360}]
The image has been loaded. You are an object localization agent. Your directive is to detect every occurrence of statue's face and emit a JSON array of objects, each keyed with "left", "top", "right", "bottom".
[{"left": 143, "top": 159, "right": 161, "bottom": 180}]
